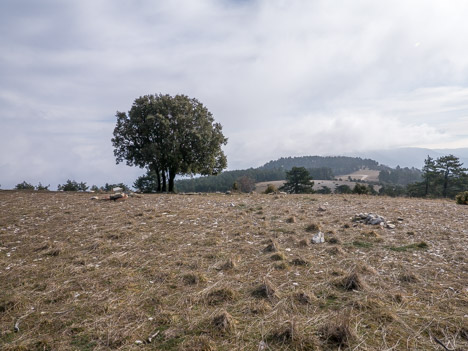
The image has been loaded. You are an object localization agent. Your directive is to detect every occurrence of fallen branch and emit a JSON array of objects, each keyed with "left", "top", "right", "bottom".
[{"left": 433, "top": 336, "right": 454, "bottom": 351}]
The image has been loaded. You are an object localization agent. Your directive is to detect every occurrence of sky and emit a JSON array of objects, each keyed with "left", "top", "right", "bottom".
[{"left": 2, "top": 0, "right": 468, "bottom": 189}]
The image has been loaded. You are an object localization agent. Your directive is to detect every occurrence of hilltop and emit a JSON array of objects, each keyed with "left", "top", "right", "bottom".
[{"left": 1, "top": 191, "right": 466, "bottom": 350}]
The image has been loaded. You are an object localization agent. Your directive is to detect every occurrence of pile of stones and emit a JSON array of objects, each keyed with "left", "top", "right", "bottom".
[{"left": 352, "top": 213, "right": 396, "bottom": 229}]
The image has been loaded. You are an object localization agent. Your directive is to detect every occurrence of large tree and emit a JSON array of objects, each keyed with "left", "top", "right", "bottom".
[
  {"left": 112, "top": 94, "right": 227, "bottom": 192},
  {"left": 281, "top": 167, "right": 314, "bottom": 194}
]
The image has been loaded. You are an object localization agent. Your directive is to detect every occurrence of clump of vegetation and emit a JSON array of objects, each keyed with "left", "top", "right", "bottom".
[
  {"left": 290, "top": 257, "right": 310, "bottom": 266},
  {"left": 264, "top": 184, "right": 277, "bottom": 194},
  {"left": 456, "top": 191, "right": 468, "bottom": 205},
  {"left": 338, "top": 272, "right": 367, "bottom": 291},
  {"left": 388, "top": 241, "right": 428, "bottom": 252},
  {"left": 15, "top": 181, "right": 35, "bottom": 190},
  {"left": 270, "top": 252, "right": 286, "bottom": 261},
  {"left": 205, "top": 287, "right": 236, "bottom": 305},
  {"left": 320, "top": 316, "right": 356, "bottom": 348},
  {"left": 58, "top": 179, "right": 88, "bottom": 192},
  {"left": 399, "top": 272, "right": 420, "bottom": 283},
  {"left": 252, "top": 280, "right": 277, "bottom": 299},
  {"left": 182, "top": 272, "right": 206, "bottom": 285},
  {"left": 211, "top": 310, "right": 235, "bottom": 334},
  {"left": 305, "top": 223, "right": 320, "bottom": 232}
]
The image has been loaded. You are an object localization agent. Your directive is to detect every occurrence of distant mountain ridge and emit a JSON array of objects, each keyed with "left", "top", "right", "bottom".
[{"left": 346, "top": 148, "right": 468, "bottom": 169}]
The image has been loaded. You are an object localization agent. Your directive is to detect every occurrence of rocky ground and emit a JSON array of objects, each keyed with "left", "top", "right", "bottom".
[{"left": 0, "top": 191, "right": 467, "bottom": 350}]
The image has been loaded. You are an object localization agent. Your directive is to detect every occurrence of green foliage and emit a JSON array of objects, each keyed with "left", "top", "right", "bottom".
[
  {"left": 379, "top": 184, "right": 407, "bottom": 197},
  {"left": 316, "top": 186, "right": 332, "bottom": 194},
  {"left": 58, "top": 180, "right": 88, "bottom": 192},
  {"left": 176, "top": 167, "right": 285, "bottom": 193},
  {"left": 100, "top": 183, "right": 130, "bottom": 192},
  {"left": 264, "top": 184, "right": 277, "bottom": 194},
  {"left": 281, "top": 167, "right": 314, "bottom": 194},
  {"left": 262, "top": 156, "right": 380, "bottom": 174},
  {"left": 112, "top": 94, "right": 227, "bottom": 192},
  {"left": 352, "top": 183, "right": 368, "bottom": 195},
  {"left": 378, "top": 166, "right": 422, "bottom": 185},
  {"left": 15, "top": 181, "right": 35, "bottom": 190},
  {"left": 335, "top": 184, "right": 352, "bottom": 194},
  {"left": 456, "top": 191, "right": 468, "bottom": 205},
  {"left": 387, "top": 242, "right": 428, "bottom": 252},
  {"left": 35, "top": 183, "right": 50, "bottom": 191},
  {"left": 132, "top": 171, "right": 159, "bottom": 193},
  {"left": 408, "top": 154, "right": 467, "bottom": 198}
]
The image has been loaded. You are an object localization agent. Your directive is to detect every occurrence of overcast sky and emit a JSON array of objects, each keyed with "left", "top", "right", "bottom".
[{"left": 2, "top": 0, "right": 468, "bottom": 189}]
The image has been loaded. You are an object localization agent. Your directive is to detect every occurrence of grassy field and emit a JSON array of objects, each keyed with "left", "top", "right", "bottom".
[{"left": 0, "top": 191, "right": 467, "bottom": 350}]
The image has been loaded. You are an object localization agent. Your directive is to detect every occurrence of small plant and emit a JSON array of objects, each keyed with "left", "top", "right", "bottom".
[
  {"left": 264, "top": 184, "right": 277, "bottom": 194},
  {"left": 456, "top": 191, "right": 468, "bottom": 205},
  {"left": 388, "top": 241, "right": 428, "bottom": 252}
]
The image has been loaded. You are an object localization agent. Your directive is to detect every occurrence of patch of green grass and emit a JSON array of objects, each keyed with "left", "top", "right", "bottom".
[
  {"left": 352, "top": 240, "right": 373, "bottom": 248},
  {"left": 387, "top": 241, "right": 429, "bottom": 252},
  {"left": 272, "top": 227, "right": 295, "bottom": 234}
]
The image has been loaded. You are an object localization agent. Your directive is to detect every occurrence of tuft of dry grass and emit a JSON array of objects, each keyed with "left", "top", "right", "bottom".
[
  {"left": 320, "top": 316, "right": 356, "bottom": 348},
  {"left": 252, "top": 280, "right": 278, "bottom": 299},
  {"left": 270, "top": 252, "right": 286, "bottom": 261},
  {"left": 204, "top": 287, "right": 236, "bottom": 305},
  {"left": 305, "top": 223, "right": 320, "bottom": 232},
  {"left": 211, "top": 310, "right": 235, "bottom": 334},
  {"left": 338, "top": 272, "right": 367, "bottom": 291}
]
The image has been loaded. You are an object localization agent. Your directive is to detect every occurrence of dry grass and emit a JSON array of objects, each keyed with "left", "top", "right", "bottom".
[{"left": 0, "top": 191, "right": 467, "bottom": 350}]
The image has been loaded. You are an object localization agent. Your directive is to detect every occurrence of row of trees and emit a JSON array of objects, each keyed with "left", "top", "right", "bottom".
[{"left": 14, "top": 180, "right": 130, "bottom": 192}]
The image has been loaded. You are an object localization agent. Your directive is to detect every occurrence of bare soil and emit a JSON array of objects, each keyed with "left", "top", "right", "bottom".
[{"left": 1, "top": 191, "right": 467, "bottom": 350}]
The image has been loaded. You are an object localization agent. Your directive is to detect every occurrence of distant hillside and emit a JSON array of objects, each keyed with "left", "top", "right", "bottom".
[
  {"left": 348, "top": 147, "right": 468, "bottom": 169},
  {"left": 261, "top": 155, "right": 383, "bottom": 175},
  {"left": 175, "top": 156, "right": 382, "bottom": 193}
]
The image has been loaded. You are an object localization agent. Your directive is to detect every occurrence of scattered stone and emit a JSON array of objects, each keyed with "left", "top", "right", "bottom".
[
  {"left": 90, "top": 196, "right": 99, "bottom": 200},
  {"left": 352, "top": 213, "right": 396, "bottom": 229},
  {"left": 311, "top": 232, "right": 325, "bottom": 244},
  {"left": 113, "top": 187, "right": 123, "bottom": 192},
  {"left": 318, "top": 206, "right": 327, "bottom": 212},
  {"left": 225, "top": 191, "right": 231, "bottom": 195}
]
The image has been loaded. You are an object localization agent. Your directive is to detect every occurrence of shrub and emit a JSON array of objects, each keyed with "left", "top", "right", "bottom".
[
  {"left": 352, "top": 183, "right": 368, "bottom": 195},
  {"left": 36, "top": 183, "right": 50, "bottom": 191},
  {"left": 264, "top": 184, "right": 277, "bottom": 194},
  {"left": 58, "top": 180, "right": 88, "bottom": 192},
  {"left": 15, "top": 181, "right": 35, "bottom": 190},
  {"left": 456, "top": 191, "right": 468, "bottom": 205}
]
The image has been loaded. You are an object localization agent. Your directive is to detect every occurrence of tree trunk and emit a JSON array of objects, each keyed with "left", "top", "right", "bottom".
[
  {"left": 168, "top": 169, "right": 176, "bottom": 193},
  {"left": 161, "top": 171, "right": 167, "bottom": 192},
  {"left": 156, "top": 172, "right": 161, "bottom": 192}
]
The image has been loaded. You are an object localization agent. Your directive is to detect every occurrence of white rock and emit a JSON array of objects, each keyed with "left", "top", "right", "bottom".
[{"left": 311, "top": 231, "right": 325, "bottom": 244}]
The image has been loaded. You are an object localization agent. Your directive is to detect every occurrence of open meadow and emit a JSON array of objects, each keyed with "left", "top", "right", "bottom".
[{"left": 0, "top": 191, "right": 467, "bottom": 350}]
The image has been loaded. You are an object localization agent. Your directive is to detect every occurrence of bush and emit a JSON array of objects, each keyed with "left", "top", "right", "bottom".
[
  {"left": 36, "top": 183, "right": 50, "bottom": 191},
  {"left": 264, "top": 184, "right": 277, "bottom": 194},
  {"left": 352, "top": 183, "right": 368, "bottom": 195},
  {"left": 15, "top": 181, "right": 35, "bottom": 190},
  {"left": 335, "top": 184, "right": 352, "bottom": 194},
  {"left": 58, "top": 180, "right": 88, "bottom": 192},
  {"left": 456, "top": 191, "right": 468, "bottom": 205}
]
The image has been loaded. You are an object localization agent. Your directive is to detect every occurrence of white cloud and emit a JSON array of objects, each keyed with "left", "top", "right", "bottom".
[{"left": 1, "top": 0, "right": 468, "bottom": 188}]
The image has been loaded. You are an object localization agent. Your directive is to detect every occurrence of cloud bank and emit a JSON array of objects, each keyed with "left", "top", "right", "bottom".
[{"left": 1, "top": 0, "right": 468, "bottom": 188}]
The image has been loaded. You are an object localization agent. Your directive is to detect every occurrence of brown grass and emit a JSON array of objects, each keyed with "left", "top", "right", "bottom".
[{"left": 0, "top": 191, "right": 467, "bottom": 350}]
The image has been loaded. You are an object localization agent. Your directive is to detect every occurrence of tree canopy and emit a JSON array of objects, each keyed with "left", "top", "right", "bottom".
[
  {"left": 112, "top": 94, "right": 227, "bottom": 192},
  {"left": 281, "top": 167, "right": 314, "bottom": 194}
]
